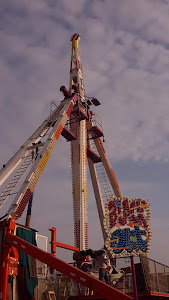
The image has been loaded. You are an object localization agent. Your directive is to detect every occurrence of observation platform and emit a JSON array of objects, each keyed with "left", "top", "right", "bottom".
[{"left": 115, "top": 256, "right": 169, "bottom": 299}]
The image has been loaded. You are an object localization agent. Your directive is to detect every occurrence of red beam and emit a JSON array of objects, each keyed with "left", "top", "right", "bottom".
[
  {"left": 6, "top": 232, "right": 133, "bottom": 300},
  {"left": 0, "top": 218, "right": 17, "bottom": 300},
  {"left": 55, "top": 241, "right": 79, "bottom": 252},
  {"left": 150, "top": 292, "right": 169, "bottom": 297},
  {"left": 0, "top": 246, "right": 10, "bottom": 300},
  {"left": 49, "top": 227, "right": 79, "bottom": 254}
]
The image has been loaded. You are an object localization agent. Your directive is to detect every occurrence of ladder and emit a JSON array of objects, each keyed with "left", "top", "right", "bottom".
[
  {"left": 89, "top": 138, "right": 113, "bottom": 202},
  {"left": 0, "top": 153, "right": 33, "bottom": 209},
  {"left": 0, "top": 101, "right": 66, "bottom": 187}
]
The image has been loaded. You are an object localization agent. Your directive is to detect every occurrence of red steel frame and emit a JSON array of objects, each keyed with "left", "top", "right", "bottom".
[
  {"left": 0, "top": 218, "right": 19, "bottom": 300},
  {"left": 0, "top": 218, "right": 133, "bottom": 300},
  {"left": 49, "top": 227, "right": 79, "bottom": 255}
]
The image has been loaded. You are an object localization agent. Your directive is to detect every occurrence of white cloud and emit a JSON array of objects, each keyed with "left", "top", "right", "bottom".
[{"left": 0, "top": 0, "right": 169, "bottom": 265}]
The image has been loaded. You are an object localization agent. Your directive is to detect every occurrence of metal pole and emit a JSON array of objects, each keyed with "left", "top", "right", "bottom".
[
  {"left": 0, "top": 247, "right": 10, "bottom": 300},
  {"left": 49, "top": 227, "right": 56, "bottom": 256},
  {"left": 25, "top": 193, "right": 34, "bottom": 228},
  {"left": 12, "top": 276, "right": 16, "bottom": 300},
  {"left": 0, "top": 218, "right": 16, "bottom": 300},
  {"left": 130, "top": 256, "right": 138, "bottom": 300}
]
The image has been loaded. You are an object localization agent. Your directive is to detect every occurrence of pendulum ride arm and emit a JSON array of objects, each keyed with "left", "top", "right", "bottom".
[
  {"left": 69, "top": 34, "right": 122, "bottom": 247},
  {"left": 0, "top": 100, "right": 67, "bottom": 187},
  {"left": 0, "top": 91, "right": 78, "bottom": 219},
  {"left": 69, "top": 34, "right": 88, "bottom": 250},
  {"left": 8, "top": 95, "right": 77, "bottom": 219}
]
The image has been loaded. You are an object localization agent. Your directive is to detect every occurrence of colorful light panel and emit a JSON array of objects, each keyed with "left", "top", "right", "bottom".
[{"left": 104, "top": 197, "right": 152, "bottom": 257}]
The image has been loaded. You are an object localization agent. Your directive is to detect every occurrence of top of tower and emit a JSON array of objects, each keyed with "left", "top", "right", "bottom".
[{"left": 70, "top": 33, "right": 81, "bottom": 41}]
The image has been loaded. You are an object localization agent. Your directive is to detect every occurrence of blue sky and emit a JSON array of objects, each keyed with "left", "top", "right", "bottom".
[{"left": 0, "top": 0, "right": 169, "bottom": 264}]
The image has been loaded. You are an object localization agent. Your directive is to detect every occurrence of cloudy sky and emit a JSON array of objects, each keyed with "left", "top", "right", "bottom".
[{"left": 0, "top": 0, "right": 169, "bottom": 265}]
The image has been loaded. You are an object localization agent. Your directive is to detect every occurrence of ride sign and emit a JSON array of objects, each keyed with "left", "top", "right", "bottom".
[{"left": 104, "top": 197, "right": 152, "bottom": 257}]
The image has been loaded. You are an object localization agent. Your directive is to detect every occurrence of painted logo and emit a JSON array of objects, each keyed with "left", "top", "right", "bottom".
[{"left": 104, "top": 197, "right": 152, "bottom": 257}]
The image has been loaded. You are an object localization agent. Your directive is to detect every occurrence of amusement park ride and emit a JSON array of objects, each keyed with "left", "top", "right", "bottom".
[{"left": 0, "top": 34, "right": 168, "bottom": 300}]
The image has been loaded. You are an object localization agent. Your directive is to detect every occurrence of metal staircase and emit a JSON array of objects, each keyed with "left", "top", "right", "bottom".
[
  {"left": 0, "top": 153, "right": 33, "bottom": 209},
  {"left": 32, "top": 102, "right": 65, "bottom": 139}
]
